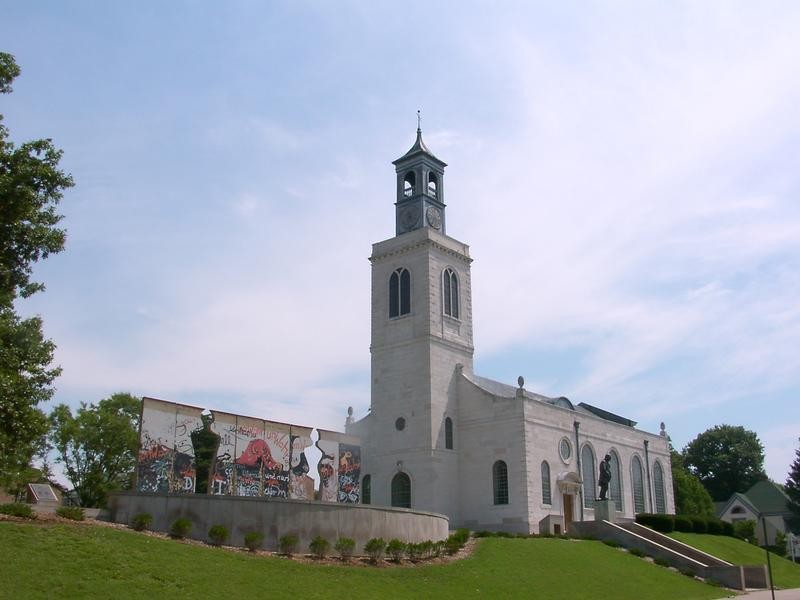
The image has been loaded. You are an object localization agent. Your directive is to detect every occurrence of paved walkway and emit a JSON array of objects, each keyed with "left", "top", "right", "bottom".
[{"left": 734, "top": 589, "right": 800, "bottom": 599}]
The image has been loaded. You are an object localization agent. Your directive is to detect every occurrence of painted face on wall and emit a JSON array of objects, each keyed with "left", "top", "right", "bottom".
[{"left": 235, "top": 439, "right": 274, "bottom": 468}]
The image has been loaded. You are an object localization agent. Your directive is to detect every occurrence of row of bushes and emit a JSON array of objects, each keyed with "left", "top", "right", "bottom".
[
  {"left": 1, "top": 503, "right": 85, "bottom": 521},
  {"left": 636, "top": 513, "right": 735, "bottom": 536},
  {"left": 135, "top": 513, "right": 470, "bottom": 562}
]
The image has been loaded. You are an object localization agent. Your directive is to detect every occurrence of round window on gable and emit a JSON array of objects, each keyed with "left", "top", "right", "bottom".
[
  {"left": 395, "top": 417, "right": 406, "bottom": 431},
  {"left": 559, "top": 438, "right": 572, "bottom": 462}
]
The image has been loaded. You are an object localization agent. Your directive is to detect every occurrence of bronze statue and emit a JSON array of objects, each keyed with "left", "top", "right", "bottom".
[{"left": 598, "top": 454, "right": 612, "bottom": 501}]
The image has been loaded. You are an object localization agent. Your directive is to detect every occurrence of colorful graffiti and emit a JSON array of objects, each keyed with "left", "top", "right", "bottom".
[{"left": 136, "top": 398, "right": 361, "bottom": 504}]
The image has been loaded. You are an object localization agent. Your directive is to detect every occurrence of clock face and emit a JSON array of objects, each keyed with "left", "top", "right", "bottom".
[
  {"left": 399, "top": 205, "right": 420, "bottom": 231},
  {"left": 426, "top": 206, "right": 442, "bottom": 230}
]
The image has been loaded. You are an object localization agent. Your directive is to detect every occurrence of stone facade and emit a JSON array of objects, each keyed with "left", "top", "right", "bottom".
[{"left": 348, "top": 130, "right": 675, "bottom": 533}]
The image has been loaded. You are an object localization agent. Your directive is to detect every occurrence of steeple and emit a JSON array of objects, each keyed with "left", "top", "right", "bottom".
[{"left": 393, "top": 120, "right": 447, "bottom": 236}]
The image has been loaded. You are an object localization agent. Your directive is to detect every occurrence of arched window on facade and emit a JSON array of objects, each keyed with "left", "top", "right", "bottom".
[
  {"left": 428, "top": 172, "right": 438, "bottom": 198},
  {"left": 403, "top": 171, "right": 415, "bottom": 197},
  {"left": 653, "top": 460, "right": 666, "bottom": 514},
  {"left": 391, "top": 472, "right": 411, "bottom": 508},
  {"left": 609, "top": 450, "right": 623, "bottom": 512},
  {"left": 493, "top": 460, "right": 509, "bottom": 505},
  {"left": 731, "top": 506, "right": 746, "bottom": 515},
  {"left": 632, "top": 455, "right": 646, "bottom": 514},
  {"left": 443, "top": 268, "right": 459, "bottom": 319},
  {"left": 581, "top": 445, "right": 597, "bottom": 509},
  {"left": 361, "top": 474, "right": 371, "bottom": 505},
  {"left": 389, "top": 268, "right": 411, "bottom": 318},
  {"left": 541, "top": 461, "right": 552, "bottom": 505},
  {"left": 445, "top": 417, "right": 453, "bottom": 450}
]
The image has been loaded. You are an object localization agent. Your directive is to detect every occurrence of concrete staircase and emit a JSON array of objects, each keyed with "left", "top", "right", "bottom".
[{"left": 571, "top": 520, "right": 769, "bottom": 590}]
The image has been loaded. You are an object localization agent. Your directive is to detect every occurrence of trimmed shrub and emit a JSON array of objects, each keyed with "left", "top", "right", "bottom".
[
  {"left": 132, "top": 513, "right": 153, "bottom": 531},
  {"left": 635, "top": 513, "right": 674, "bottom": 533},
  {"left": 721, "top": 521, "right": 735, "bottom": 537},
  {"left": 309, "top": 535, "right": 330, "bottom": 559},
  {"left": 387, "top": 538, "right": 406, "bottom": 562},
  {"left": 629, "top": 547, "right": 647, "bottom": 558},
  {"left": 406, "top": 542, "right": 423, "bottom": 562},
  {"left": 689, "top": 516, "right": 708, "bottom": 534},
  {"left": 244, "top": 531, "right": 264, "bottom": 552},
  {"left": 56, "top": 506, "right": 85, "bottom": 521},
  {"left": 474, "top": 530, "right": 492, "bottom": 538},
  {"left": 0, "top": 503, "right": 36, "bottom": 519},
  {"left": 170, "top": 517, "right": 192, "bottom": 539},
  {"left": 334, "top": 537, "right": 355, "bottom": 561},
  {"left": 364, "top": 537, "right": 386, "bottom": 563},
  {"left": 431, "top": 540, "right": 445, "bottom": 558},
  {"left": 602, "top": 539, "right": 621, "bottom": 548},
  {"left": 705, "top": 518, "right": 723, "bottom": 535},
  {"left": 208, "top": 524, "right": 229, "bottom": 546},
  {"left": 673, "top": 515, "right": 693, "bottom": 532},
  {"left": 279, "top": 533, "right": 299, "bottom": 556},
  {"left": 445, "top": 536, "right": 462, "bottom": 555},
  {"left": 733, "top": 519, "right": 757, "bottom": 544},
  {"left": 680, "top": 567, "right": 697, "bottom": 578},
  {"left": 453, "top": 528, "right": 470, "bottom": 545},
  {"left": 418, "top": 540, "right": 434, "bottom": 559},
  {"left": 654, "top": 557, "right": 671, "bottom": 567}
]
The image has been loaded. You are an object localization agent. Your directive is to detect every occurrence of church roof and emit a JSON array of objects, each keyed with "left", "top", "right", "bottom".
[
  {"left": 392, "top": 128, "right": 447, "bottom": 167},
  {"left": 716, "top": 480, "right": 791, "bottom": 518},
  {"left": 576, "top": 402, "right": 637, "bottom": 427}
]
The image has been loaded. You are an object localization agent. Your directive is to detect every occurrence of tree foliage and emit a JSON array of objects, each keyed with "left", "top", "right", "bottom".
[
  {"left": 0, "top": 52, "right": 72, "bottom": 486},
  {"left": 786, "top": 438, "right": 800, "bottom": 532},
  {"left": 670, "top": 449, "right": 714, "bottom": 516},
  {"left": 682, "top": 424, "right": 766, "bottom": 502},
  {"left": 49, "top": 393, "right": 141, "bottom": 508}
]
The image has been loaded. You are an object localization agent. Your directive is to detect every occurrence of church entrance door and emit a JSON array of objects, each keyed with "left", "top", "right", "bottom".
[{"left": 563, "top": 494, "right": 574, "bottom": 533}]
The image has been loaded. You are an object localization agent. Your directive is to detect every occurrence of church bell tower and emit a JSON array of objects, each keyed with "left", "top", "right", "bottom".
[{"left": 361, "top": 124, "right": 474, "bottom": 520}]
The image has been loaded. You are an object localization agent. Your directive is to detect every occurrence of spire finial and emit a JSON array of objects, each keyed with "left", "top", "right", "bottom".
[{"left": 417, "top": 109, "right": 421, "bottom": 133}]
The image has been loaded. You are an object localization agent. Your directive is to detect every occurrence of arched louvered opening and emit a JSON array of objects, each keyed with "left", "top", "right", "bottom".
[
  {"left": 493, "top": 460, "right": 508, "bottom": 505},
  {"left": 427, "top": 172, "right": 438, "bottom": 198},
  {"left": 444, "top": 417, "right": 453, "bottom": 450},
  {"left": 581, "top": 445, "right": 596, "bottom": 509},
  {"left": 609, "top": 450, "right": 623, "bottom": 512},
  {"left": 653, "top": 460, "right": 666, "bottom": 514},
  {"left": 541, "top": 461, "right": 552, "bottom": 505},
  {"left": 389, "top": 268, "right": 411, "bottom": 318},
  {"left": 403, "top": 171, "right": 415, "bottom": 197},
  {"left": 632, "top": 455, "right": 646, "bottom": 514},
  {"left": 391, "top": 472, "right": 411, "bottom": 508},
  {"left": 361, "top": 474, "right": 371, "bottom": 505}
]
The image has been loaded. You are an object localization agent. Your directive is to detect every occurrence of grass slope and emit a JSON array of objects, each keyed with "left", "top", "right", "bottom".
[
  {"left": 669, "top": 533, "right": 800, "bottom": 589},
  {"left": 0, "top": 522, "right": 731, "bottom": 600}
]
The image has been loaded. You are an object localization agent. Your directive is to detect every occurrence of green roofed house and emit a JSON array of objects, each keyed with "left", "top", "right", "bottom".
[{"left": 717, "top": 480, "right": 795, "bottom": 546}]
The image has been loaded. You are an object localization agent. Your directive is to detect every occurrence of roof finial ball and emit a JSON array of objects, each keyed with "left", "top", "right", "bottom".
[
  {"left": 517, "top": 376, "right": 525, "bottom": 390},
  {"left": 417, "top": 109, "right": 421, "bottom": 132}
]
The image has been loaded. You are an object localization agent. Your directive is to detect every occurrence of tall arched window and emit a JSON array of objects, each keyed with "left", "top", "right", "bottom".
[
  {"left": 391, "top": 472, "right": 411, "bottom": 508},
  {"left": 541, "top": 461, "right": 552, "bottom": 505},
  {"left": 653, "top": 461, "right": 666, "bottom": 514},
  {"left": 609, "top": 451, "right": 623, "bottom": 512},
  {"left": 443, "top": 268, "right": 459, "bottom": 319},
  {"left": 444, "top": 417, "right": 453, "bottom": 450},
  {"left": 389, "top": 268, "right": 411, "bottom": 318},
  {"left": 632, "top": 455, "right": 646, "bottom": 514},
  {"left": 361, "top": 474, "right": 371, "bottom": 505},
  {"left": 493, "top": 460, "right": 508, "bottom": 505},
  {"left": 581, "top": 445, "right": 596, "bottom": 508}
]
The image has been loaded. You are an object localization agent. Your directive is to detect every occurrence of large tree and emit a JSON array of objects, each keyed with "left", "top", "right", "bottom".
[
  {"left": 671, "top": 448, "right": 714, "bottom": 516},
  {"left": 0, "top": 52, "right": 73, "bottom": 487},
  {"left": 786, "top": 438, "right": 800, "bottom": 532},
  {"left": 49, "top": 393, "right": 141, "bottom": 508},
  {"left": 682, "top": 424, "right": 766, "bottom": 502}
]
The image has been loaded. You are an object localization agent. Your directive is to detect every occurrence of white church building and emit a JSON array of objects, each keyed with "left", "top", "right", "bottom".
[{"left": 347, "top": 128, "right": 675, "bottom": 534}]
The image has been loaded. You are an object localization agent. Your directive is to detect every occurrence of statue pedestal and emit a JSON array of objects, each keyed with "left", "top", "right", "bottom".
[{"left": 594, "top": 499, "right": 616, "bottom": 523}]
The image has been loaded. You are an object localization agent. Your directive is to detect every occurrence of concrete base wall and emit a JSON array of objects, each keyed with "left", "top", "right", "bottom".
[{"left": 108, "top": 492, "right": 449, "bottom": 552}]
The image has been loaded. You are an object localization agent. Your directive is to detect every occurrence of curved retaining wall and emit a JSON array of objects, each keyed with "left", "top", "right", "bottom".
[{"left": 108, "top": 492, "right": 449, "bottom": 552}]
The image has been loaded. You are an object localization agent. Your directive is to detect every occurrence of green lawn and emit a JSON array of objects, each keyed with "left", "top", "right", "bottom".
[
  {"left": 669, "top": 532, "right": 800, "bottom": 589},
  {"left": 0, "top": 522, "right": 733, "bottom": 600}
]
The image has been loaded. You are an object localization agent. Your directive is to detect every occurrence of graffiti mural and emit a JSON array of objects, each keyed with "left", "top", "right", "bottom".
[
  {"left": 338, "top": 443, "right": 361, "bottom": 503},
  {"left": 316, "top": 430, "right": 362, "bottom": 503},
  {"left": 136, "top": 397, "right": 361, "bottom": 504},
  {"left": 289, "top": 426, "right": 314, "bottom": 500},
  {"left": 210, "top": 411, "right": 237, "bottom": 495}
]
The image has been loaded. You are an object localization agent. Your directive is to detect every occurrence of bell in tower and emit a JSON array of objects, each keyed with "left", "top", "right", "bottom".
[{"left": 393, "top": 116, "right": 447, "bottom": 236}]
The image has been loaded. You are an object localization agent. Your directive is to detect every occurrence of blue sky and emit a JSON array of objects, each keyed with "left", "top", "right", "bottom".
[{"left": 3, "top": 2, "right": 799, "bottom": 483}]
